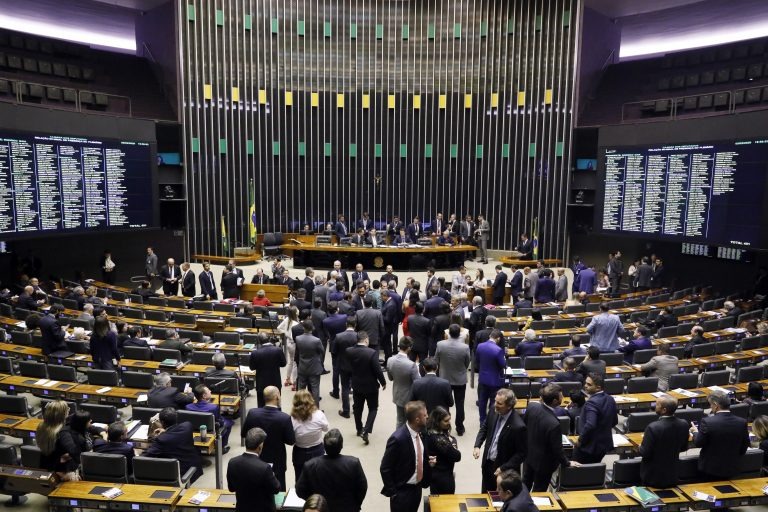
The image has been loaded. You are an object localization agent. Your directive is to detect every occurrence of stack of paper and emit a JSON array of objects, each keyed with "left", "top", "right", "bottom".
[{"left": 672, "top": 388, "right": 700, "bottom": 397}]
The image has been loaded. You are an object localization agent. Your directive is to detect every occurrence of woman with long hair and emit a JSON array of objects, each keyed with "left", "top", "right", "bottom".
[
  {"left": 401, "top": 289, "right": 420, "bottom": 337},
  {"left": 425, "top": 406, "right": 461, "bottom": 494},
  {"left": 278, "top": 305, "right": 299, "bottom": 388},
  {"left": 752, "top": 415, "right": 768, "bottom": 465},
  {"left": 89, "top": 315, "right": 120, "bottom": 370},
  {"left": 302, "top": 494, "right": 329, "bottom": 512},
  {"left": 37, "top": 403, "right": 96, "bottom": 481},
  {"left": 290, "top": 390, "right": 328, "bottom": 482}
]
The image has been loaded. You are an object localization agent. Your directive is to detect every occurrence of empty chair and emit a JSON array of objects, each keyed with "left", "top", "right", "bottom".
[
  {"left": 523, "top": 356, "right": 553, "bottom": 370},
  {"left": 66, "top": 340, "right": 89, "bottom": 354},
  {"left": 0, "top": 396, "right": 30, "bottom": 417},
  {"left": 701, "top": 319, "right": 720, "bottom": 332},
  {"left": 67, "top": 318, "right": 92, "bottom": 330},
  {"left": 544, "top": 335, "right": 570, "bottom": 348},
  {"left": 192, "top": 301, "right": 213, "bottom": 311},
  {"left": 668, "top": 373, "right": 699, "bottom": 390},
  {"left": 213, "top": 332, "right": 241, "bottom": 345},
  {"left": 177, "top": 329, "right": 203, "bottom": 343},
  {"left": 148, "top": 297, "right": 167, "bottom": 307},
  {"left": 18, "top": 361, "right": 47, "bottom": 379},
  {"left": 228, "top": 317, "right": 253, "bottom": 329},
  {"left": 213, "top": 303, "right": 235, "bottom": 313},
  {"left": 110, "top": 291, "right": 127, "bottom": 301},
  {"left": 553, "top": 319, "right": 580, "bottom": 329},
  {"left": 701, "top": 300, "right": 715, "bottom": 311},
  {"left": 676, "top": 323, "right": 695, "bottom": 336},
  {"left": 190, "top": 352, "right": 215, "bottom": 365},
  {"left": 656, "top": 326, "right": 679, "bottom": 338},
  {"left": 78, "top": 403, "right": 117, "bottom": 424},
  {"left": 677, "top": 455, "right": 700, "bottom": 483},
  {"left": 603, "top": 378, "right": 625, "bottom": 395},
  {"left": 564, "top": 305, "right": 585, "bottom": 314},
  {"left": 556, "top": 463, "right": 607, "bottom": 491},
  {"left": 128, "top": 294, "right": 144, "bottom": 304},
  {"left": 610, "top": 458, "right": 642, "bottom": 488},
  {"left": 170, "top": 375, "right": 199, "bottom": 393},
  {"left": 715, "top": 340, "right": 738, "bottom": 355},
  {"left": 46, "top": 364, "right": 78, "bottom": 382},
  {"left": 123, "top": 346, "right": 152, "bottom": 361},
  {"left": 150, "top": 327, "right": 168, "bottom": 340},
  {"left": 145, "top": 310, "right": 168, "bottom": 322},
  {"left": 166, "top": 298, "right": 187, "bottom": 309},
  {"left": 629, "top": 311, "right": 647, "bottom": 323},
  {"left": 20, "top": 445, "right": 42, "bottom": 469},
  {"left": 557, "top": 416, "right": 570, "bottom": 436},
  {"left": 505, "top": 357, "right": 522, "bottom": 369},
  {"left": 737, "top": 366, "right": 764, "bottom": 383},
  {"left": 131, "top": 407, "right": 162, "bottom": 424},
  {"left": 81, "top": 453, "right": 128, "bottom": 483},
  {"left": 509, "top": 382, "right": 541, "bottom": 399},
  {"left": 627, "top": 377, "right": 659, "bottom": 393},
  {"left": 719, "top": 316, "right": 736, "bottom": 329},
  {"left": 529, "top": 320, "right": 554, "bottom": 330},
  {"left": 10, "top": 331, "right": 33, "bottom": 346},
  {"left": 87, "top": 369, "right": 119, "bottom": 386},
  {"left": 632, "top": 349, "right": 657, "bottom": 365},
  {"left": 737, "top": 449, "right": 764, "bottom": 478},
  {"left": 177, "top": 410, "right": 215, "bottom": 434},
  {"left": 121, "top": 371, "right": 154, "bottom": 389},
  {"left": 700, "top": 370, "right": 730, "bottom": 387},
  {"left": 598, "top": 353, "right": 624, "bottom": 366},
  {"left": 121, "top": 309, "right": 144, "bottom": 320},
  {"left": 622, "top": 411, "right": 659, "bottom": 433},
  {"left": 132, "top": 457, "right": 196, "bottom": 488},
  {"left": 691, "top": 343, "right": 716, "bottom": 358},
  {"left": 0, "top": 356, "right": 14, "bottom": 375},
  {"left": 674, "top": 407, "right": 703, "bottom": 425},
  {"left": 174, "top": 312, "right": 197, "bottom": 325},
  {"left": 749, "top": 401, "right": 768, "bottom": 420},
  {"left": 153, "top": 348, "right": 182, "bottom": 363}
]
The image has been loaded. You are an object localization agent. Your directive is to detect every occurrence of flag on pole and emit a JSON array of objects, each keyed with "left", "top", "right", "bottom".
[
  {"left": 248, "top": 179, "right": 257, "bottom": 245},
  {"left": 221, "top": 215, "right": 229, "bottom": 255},
  {"left": 531, "top": 218, "right": 539, "bottom": 260}
]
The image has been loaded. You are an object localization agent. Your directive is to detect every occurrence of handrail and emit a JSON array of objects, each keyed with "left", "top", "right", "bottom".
[{"left": 0, "top": 76, "right": 132, "bottom": 117}]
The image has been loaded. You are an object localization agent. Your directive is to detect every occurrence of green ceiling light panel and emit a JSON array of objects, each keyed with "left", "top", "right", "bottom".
[
  {"left": 270, "top": 18, "right": 279, "bottom": 34},
  {"left": 450, "top": 144, "right": 458, "bottom": 158},
  {"left": 298, "top": 141, "right": 306, "bottom": 156},
  {"left": 324, "top": 142, "right": 332, "bottom": 156},
  {"left": 480, "top": 21, "right": 488, "bottom": 37},
  {"left": 244, "top": 14, "right": 252, "bottom": 30},
  {"left": 246, "top": 139, "right": 254, "bottom": 155},
  {"left": 453, "top": 23, "right": 461, "bottom": 38},
  {"left": 297, "top": 20, "right": 305, "bottom": 36},
  {"left": 427, "top": 24, "right": 436, "bottom": 39},
  {"left": 375, "top": 24, "right": 384, "bottom": 40},
  {"left": 349, "top": 143, "right": 357, "bottom": 157},
  {"left": 215, "top": 10, "right": 224, "bottom": 26},
  {"left": 501, "top": 143, "right": 510, "bottom": 158},
  {"left": 507, "top": 18, "right": 515, "bottom": 34},
  {"left": 399, "top": 144, "right": 408, "bottom": 158},
  {"left": 349, "top": 23, "right": 357, "bottom": 39},
  {"left": 219, "top": 138, "right": 227, "bottom": 154},
  {"left": 323, "top": 21, "right": 332, "bottom": 37},
  {"left": 191, "top": 137, "right": 200, "bottom": 153},
  {"left": 424, "top": 144, "right": 433, "bottom": 158},
  {"left": 562, "top": 10, "right": 571, "bottom": 27},
  {"left": 528, "top": 142, "right": 536, "bottom": 157},
  {"left": 187, "top": 4, "right": 195, "bottom": 21},
  {"left": 535, "top": 15, "right": 542, "bottom": 31},
  {"left": 476, "top": 145, "right": 484, "bottom": 159},
  {"left": 555, "top": 141, "right": 565, "bottom": 157},
  {"left": 272, "top": 141, "right": 280, "bottom": 156},
  {"left": 374, "top": 143, "right": 382, "bottom": 157},
  {"left": 402, "top": 24, "right": 409, "bottom": 40}
]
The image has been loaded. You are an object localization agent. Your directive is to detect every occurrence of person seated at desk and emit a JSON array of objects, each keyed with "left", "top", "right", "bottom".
[
  {"left": 132, "top": 280, "right": 157, "bottom": 299},
  {"left": 558, "top": 334, "right": 587, "bottom": 360},
  {"left": 639, "top": 344, "right": 678, "bottom": 392},
  {"left": 496, "top": 469, "right": 537, "bottom": 512},
  {"left": 159, "top": 329, "right": 193, "bottom": 360},
  {"left": 146, "top": 407, "right": 204, "bottom": 483},
  {"left": 148, "top": 372, "right": 194, "bottom": 409},
  {"left": 275, "top": 269, "right": 293, "bottom": 287},
  {"left": 350, "top": 228, "right": 367, "bottom": 246},
  {"left": 741, "top": 381, "right": 765, "bottom": 406},
  {"left": 121, "top": 326, "right": 149, "bottom": 353},
  {"left": 322, "top": 223, "right": 334, "bottom": 236},
  {"left": 37, "top": 402, "right": 95, "bottom": 481},
  {"left": 438, "top": 230, "right": 456, "bottom": 246},
  {"left": 553, "top": 357, "right": 584, "bottom": 383},
  {"left": 16, "top": 285, "right": 43, "bottom": 311},
  {"left": 648, "top": 305, "right": 678, "bottom": 332},
  {"left": 368, "top": 228, "right": 383, "bottom": 247},
  {"left": 252, "top": 289, "right": 273, "bottom": 307},
  {"left": 205, "top": 352, "right": 247, "bottom": 397},
  {"left": 93, "top": 421, "right": 136, "bottom": 473},
  {"left": 84, "top": 286, "right": 104, "bottom": 306},
  {"left": 187, "top": 384, "right": 233, "bottom": 452},
  {"left": 577, "top": 346, "right": 606, "bottom": 378},
  {"left": 251, "top": 268, "right": 270, "bottom": 285},
  {"left": 515, "top": 329, "right": 543, "bottom": 360},
  {"left": 301, "top": 224, "right": 313, "bottom": 235},
  {"left": 512, "top": 294, "right": 533, "bottom": 316},
  {"left": 683, "top": 325, "right": 706, "bottom": 358},
  {"left": 751, "top": 415, "right": 768, "bottom": 466},
  {"left": 595, "top": 270, "right": 609, "bottom": 294},
  {"left": 618, "top": 325, "right": 652, "bottom": 364},
  {"left": 393, "top": 228, "right": 409, "bottom": 245}
]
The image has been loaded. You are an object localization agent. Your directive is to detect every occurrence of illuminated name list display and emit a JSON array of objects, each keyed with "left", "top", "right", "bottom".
[
  {"left": 0, "top": 132, "right": 153, "bottom": 235},
  {"left": 599, "top": 140, "right": 768, "bottom": 247}
]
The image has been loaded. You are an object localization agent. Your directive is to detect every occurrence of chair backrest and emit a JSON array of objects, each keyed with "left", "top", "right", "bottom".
[
  {"left": 121, "top": 371, "right": 154, "bottom": 389},
  {"left": 586, "top": 303, "right": 601, "bottom": 312},
  {"left": 674, "top": 408, "right": 703, "bottom": 425},
  {"left": 192, "top": 301, "right": 213, "bottom": 311},
  {"left": 111, "top": 291, "right": 127, "bottom": 301},
  {"left": 730, "top": 402, "right": 750, "bottom": 419},
  {"left": 204, "top": 377, "right": 239, "bottom": 394},
  {"left": 624, "top": 298, "right": 642, "bottom": 307},
  {"left": 523, "top": 356, "right": 553, "bottom": 370},
  {"left": 152, "top": 348, "right": 182, "bottom": 363},
  {"left": 228, "top": 317, "right": 253, "bottom": 329},
  {"left": 0, "top": 396, "right": 28, "bottom": 416},
  {"left": 131, "top": 407, "right": 162, "bottom": 424},
  {"left": 10, "top": 330, "right": 33, "bottom": 346},
  {"left": 676, "top": 323, "right": 696, "bottom": 336},
  {"left": 668, "top": 373, "right": 699, "bottom": 390},
  {"left": 656, "top": 326, "right": 679, "bottom": 338},
  {"left": 0, "top": 356, "right": 13, "bottom": 375},
  {"left": 67, "top": 318, "right": 92, "bottom": 330},
  {"left": 87, "top": 369, "right": 119, "bottom": 386},
  {"left": 556, "top": 416, "right": 570, "bottom": 436},
  {"left": 147, "top": 297, "right": 167, "bottom": 307},
  {"left": 174, "top": 313, "right": 197, "bottom": 325},
  {"left": 145, "top": 310, "right": 168, "bottom": 322},
  {"left": 167, "top": 298, "right": 187, "bottom": 309},
  {"left": 564, "top": 305, "right": 585, "bottom": 314},
  {"left": 700, "top": 370, "right": 730, "bottom": 387},
  {"left": 66, "top": 340, "right": 90, "bottom": 354},
  {"left": 123, "top": 346, "right": 152, "bottom": 361},
  {"left": 14, "top": 308, "right": 31, "bottom": 320},
  {"left": 177, "top": 410, "right": 216, "bottom": 433},
  {"left": 20, "top": 445, "right": 42, "bottom": 469},
  {"left": 46, "top": 364, "right": 77, "bottom": 382},
  {"left": 530, "top": 320, "right": 554, "bottom": 330},
  {"left": 510, "top": 382, "right": 541, "bottom": 399},
  {"left": 632, "top": 349, "right": 657, "bottom": 365},
  {"left": 178, "top": 329, "right": 204, "bottom": 343},
  {"left": 190, "top": 351, "right": 215, "bottom": 365},
  {"left": 505, "top": 357, "right": 522, "bottom": 369},
  {"left": 78, "top": 403, "right": 117, "bottom": 424},
  {"left": 737, "top": 365, "right": 764, "bottom": 384},
  {"left": 170, "top": 375, "right": 199, "bottom": 393},
  {"left": 701, "top": 319, "right": 720, "bottom": 332},
  {"left": 150, "top": 327, "right": 168, "bottom": 340},
  {"left": 553, "top": 319, "right": 580, "bottom": 329},
  {"left": 741, "top": 336, "right": 761, "bottom": 350},
  {"left": 557, "top": 463, "right": 607, "bottom": 491},
  {"left": 611, "top": 458, "right": 642, "bottom": 487},
  {"left": 18, "top": 360, "right": 47, "bottom": 379},
  {"left": 629, "top": 311, "right": 648, "bottom": 323},
  {"left": 691, "top": 342, "right": 716, "bottom": 358},
  {"left": 0, "top": 445, "right": 17, "bottom": 466},
  {"left": 719, "top": 316, "right": 736, "bottom": 329},
  {"left": 132, "top": 457, "right": 183, "bottom": 487},
  {"left": 676, "top": 455, "right": 700, "bottom": 483},
  {"left": 625, "top": 412, "right": 658, "bottom": 433},
  {"left": 213, "top": 303, "right": 235, "bottom": 313},
  {"left": 715, "top": 339, "right": 738, "bottom": 354},
  {"left": 607, "top": 300, "right": 624, "bottom": 309},
  {"left": 626, "top": 377, "right": 659, "bottom": 393},
  {"left": 516, "top": 308, "right": 532, "bottom": 317},
  {"left": 598, "top": 353, "right": 624, "bottom": 366},
  {"left": 81, "top": 452, "right": 128, "bottom": 483},
  {"left": 128, "top": 294, "right": 144, "bottom": 304},
  {"left": 737, "top": 449, "right": 764, "bottom": 478},
  {"left": 61, "top": 298, "right": 79, "bottom": 310},
  {"left": 121, "top": 308, "right": 144, "bottom": 319},
  {"left": 213, "top": 332, "right": 241, "bottom": 345},
  {"left": 544, "top": 335, "right": 570, "bottom": 348},
  {"left": 603, "top": 378, "right": 625, "bottom": 395},
  {"left": 750, "top": 401, "right": 768, "bottom": 420}
]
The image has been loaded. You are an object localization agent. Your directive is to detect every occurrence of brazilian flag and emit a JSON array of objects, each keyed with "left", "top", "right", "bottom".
[
  {"left": 249, "top": 179, "right": 257, "bottom": 245},
  {"left": 221, "top": 216, "right": 229, "bottom": 255}
]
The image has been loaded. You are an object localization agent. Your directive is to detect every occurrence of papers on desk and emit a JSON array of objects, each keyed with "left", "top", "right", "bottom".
[
  {"left": 239, "top": 366, "right": 251, "bottom": 375},
  {"left": 532, "top": 496, "right": 552, "bottom": 507},
  {"left": 211, "top": 342, "right": 225, "bottom": 349},
  {"left": 691, "top": 490, "right": 716, "bottom": 502},
  {"left": 671, "top": 388, "right": 700, "bottom": 398},
  {"left": 15, "top": 321, "right": 26, "bottom": 329},
  {"left": 136, "top": 394, "right": 148, "bottom": 403},
  {"left": 95, "top": 387, "right": 112, "bottom": 394},
  {"left": 101, "top": 487, "right": 123, "bottom": 499},
  {"left": 188, "top": 491, "right": 211, "bottom": 505},
  {"left": 505, "top": 368, "right": 528, "bottom": 376},
  {"left": 43, "top": 380, "right": 59, "bottom": 388},
  {"left": 707, "top": 385, "right": 730, "bottom": 394},
  {"left": 73, "top": 355, "right": 87, "bottom": 360},
  {"left": 613, "top": 395, "right": 639, "bottom": 403},
  {"left": 651, "top": 392, "right": 669, "bottom": 398},
  {"left": 561, "top": 435, "right": 572, "bottom": 447},
  {"left": 612, "top": 434, "right": 631, "bottom": 446},
  {"left": 33, "top": 379, "right": 48, "bottom": 386},
  {"left": 130, "top": 424, "right": 150, "bottom": 441},
  {"left": 282, "top": 488, "right": 305, "bottom": 508},
  {"left": 726, "top": 327, "right": 746, "bottom": 334},
  {"left": 232, "top": 328, "right": 248, "bottom": 333}
]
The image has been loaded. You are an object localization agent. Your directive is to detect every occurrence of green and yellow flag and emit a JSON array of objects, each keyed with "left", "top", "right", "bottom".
[
  {"left": 249, "top": 179, "right": 257, "bottom": 245},
  {"left": 221, "top": 215, "right": 229, "bottom": 255},
  {"left": 531, "top": 217, "right": 539, "bottom": 260}
]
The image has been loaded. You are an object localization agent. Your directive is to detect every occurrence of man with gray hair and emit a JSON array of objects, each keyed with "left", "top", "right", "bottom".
[
  {"left": 205, "top": 352, "right": 247, "bottom": 396},
  {"left": 158, "top": 328, "right": 193, "bottom": 359},
  {"left": 638, "top": 395, "right": 690, "bottom": 488},
  {"left": 147, "top": 372, "right": 193, "bottom": 409},
  {"left": 227, "top": 427, "right": 280, "bottom": 512},
  {"left": 312, "top": 274, "right": 329, "bottom": 311},
  {"left": 691, "top": 390, "right": 750, "bottom": 480},
  {"left": 77, "top": 303, "right": 95, "bottom": 329}
]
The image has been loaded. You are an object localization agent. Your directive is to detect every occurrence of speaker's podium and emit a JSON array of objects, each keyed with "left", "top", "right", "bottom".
[{"left": 240, "top": 283, "right": 290, "bottom": 304}]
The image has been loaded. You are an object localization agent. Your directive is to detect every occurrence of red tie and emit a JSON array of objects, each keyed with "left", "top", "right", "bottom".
[{"left": 415, "top": 434, "right": 423, "bottom": 482}]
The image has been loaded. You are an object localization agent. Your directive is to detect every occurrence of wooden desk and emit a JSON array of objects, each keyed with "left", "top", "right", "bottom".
[
  {"left": 175, "top": 488, "right": 236, "bottom": 512},
  {"left": 241, "top": 283, "right": 290, "bottom": 303},
  {"left": 0, "top": 375, "right": 77, "bottom": 398},
  {"left": 427, "top": 494, "right": 495, "bottom": 512},
  {"left": 0, "top": 414, "right": 26, "bottom": 435},
  {"left": 282, "top": 243, "right": 477, "bottom": 270},
  {"left": 49, "top": 482, "right": 180, "bottom": 512},
  {"left": 192, "top": 254, "right": 261, "bottom": 265},
  {"left": 727, "top": 477, "right": 768, "bottom": 505},
  {"left": 498, "top": 257, "right": 561, "bottom": 268},
  {"left": 12, "top": 418, "right": 41, "bottom": 439},
  {"left": 642, "top": 487, "right": 695, "bottom": 511},
  {"left": 531, "top": 492, "right": 562, "bottom": 511},
  {"left": 68, "top": 384, "right": 146, "bottom": 406},
  {"left": 678, "top": 480, "right": 753, "bottom": 509},
  {"left": 556, "top": 489, "right": 637, "bottom": 512}
]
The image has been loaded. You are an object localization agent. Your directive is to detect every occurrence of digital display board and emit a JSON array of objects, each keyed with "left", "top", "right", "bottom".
[
  {"left": 596, "top": 139, "right": 768, "bottom": 248},
  {"left": 0, "top": 130, "right": 154, "bottom": 236}
]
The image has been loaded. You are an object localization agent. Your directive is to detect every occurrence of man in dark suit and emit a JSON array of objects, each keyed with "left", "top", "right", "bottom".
[
  {"left": 334, "top": 317, "right": 359, "bottom": 418},
  {"left": 148, "top": 372, "right": 194, "bottom": 409},
  {"left": 334, "top": 214, "right": 350, "bottom": 238},
  {"left": 380, "top": 265, "right": 399, "bottom": 287},
  {"left": 350, "top": 228, "right": 367, "bottom": 246},
  {"left": 515, "top": 233, "right": 532, "bottom": 260},
  {"left": 577, "top": 346, "right": 606, "bottom": 379},
  {"left": 302, "top": 268, "right": 315, "bottom": 296},
  {"left": 473, "top": 389, "right": 527, "bottom": 492},
  {"left": 423, "top": 288, "right": 446, "bottom": 320},
  {"left": 356, "top": 296, "right": 384, "bottom": 352},
  {"left": 158, "top": 258, "right": 180, "bottom": 296},
  {"left": 187, "top": 384, "right": 233, "bottom": 451},
  {"left": 296, "top": 429, "right": 368, "bottom": 511},
  {"left": 405, "top": 216, "right": 422, "bottom": 243},
  {"left": 159, "top": 329, "right": 193, "bottom": 360},
  {"left": 294, "top": 320, "right": 324, "bottom": 404},
  {"left": 387, "top": 215, "right": 404, "bottom": 240},
  {"left": 327, "top": 260, "right": 350, "bottom": 291},
  {"left": 491, "top": 266, "right": 508, "bottom": 306},
  {"left": 509, "top": 268, "right": 524, "bottom": 300},
  {"left": 512, "top": 294, "right": 532, "bottom": 316},
  {"left": 430, "top": 302, "right": 452, "bottom": 357},
  {"left": 227, "top": 427, "right": 280, "bottom": 512},
  {"left": 497, "top": 469, "right": 538, "bottom": 512},
  {"left": 249, "top": 335, "right": 286, "bottom": 407},
  {"left": 290, "top": 288, "right": 312, "bottom": 314},
  {"left": 406, "top": 302, "right": 432, "bottom": 363},
  {"left": 693, "top": 390, "right": 750, "bottom": 480},
  {"left": 573, "top": 373, "right": 618, "bottom": 463},
  {"left": 346, "top": 332, "right": 386, "bottom": 444},
  {"left": 145, "top": 407, "right": 203, "bottom": 482},
  {"left": 523, "top": 384, "right": 573, "bottom": 491},
  {"left": 33, "top": 305, "right": 68, "bottom": 355},
  {"left": 198, "top": 262, "right": 218, "bottom": 300},
  {"left": 381, "top": 290, "right": 400, "bottom": 363},
  {"left": 323, "top": 302, "right": 348, "bottom": 400},
  {"left": 380, "top": 401, "right": 431, "bottom": 512},
  {"left": 16, "top": 286, "right": 42, "bottom": 311},
  {"left": 310, "top": 298, "right": 329, "bottom": 353},
  {"left": 638, "top": 395, "right": 690, "bottom": 488},
  {"left": 93, "top": 421, "right": 136, "bottom": 473},
  {"left": 205, "top": 352, "right": 247, "bottom": 397},
  {"left": 242, "top": 386, "right": 295, "bottom": 490},
  {"left": 220, "top": 264, "right": 240, "bottom": 299},
  {"left": 180, "top": 262, "right": 195, "bottom": 297},
  {"left": 552, "top": 357, "right": 584, "bottom": 383},
  {"left": 635, "top": 257, "right": 653, "bottom": 291},
  {"left": 409, "top": 357, "right": 453, "bottom": 413},
  {"left": 251, "top": 267, "right": 270, "bottom": 285},
  {"left": 351, "top": 263, "right": 370, "bottom": 288}
]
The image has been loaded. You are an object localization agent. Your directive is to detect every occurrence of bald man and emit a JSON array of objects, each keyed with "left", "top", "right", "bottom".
[{"left": 159, "top": 258, "right": 180, "bottom": 296}]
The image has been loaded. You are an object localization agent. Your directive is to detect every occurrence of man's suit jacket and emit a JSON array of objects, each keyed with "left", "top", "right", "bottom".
[
  {"left": 576, "top": 392, "right": 618, "bottom": 461},
  {"left": 477, "top": 220, "right": 490, "bottom": 241},
  {"left": 334, "top": 221, "right": 349, "bottom": 237},
  {"left": 524, "top": 402, "right": 569, "bottom": 473},
  {"left": 407, "top": 314, "right": 433, "bottom": 355},
  {"left": 552, "top": 370, "right": 584, "bottom": 383},
  {"left": 435, "top": 338, "right": 470, "bottom": 386},
  {"left": 242, "top": 406, "right": 295, "bottom": 481},
  {"left": 432, "top": 218, "right": 444, "bottom": 236},
  {"left": 227, "top": 452, "right": 280, "bottom": 512},
  {"left": 387, "top": 353, "right": 420, "bottom": 407},
  {"left": 694, "top": 411, "right": 750, "bottom": 478},
  {"left": 351, "top": 271, "right": 370, "bottom": 286},
  {"left": 516, "top": 239, "right": 532, "bottom": 259},
  {"left": 409, "top": 374, "right": 453, "bottom": 413},
  {"left": 355, "top": 308, "right": 384, "bottom": 347},
  {"left": 199, "top": 270, "right": 218, "bottom": 299},
  {"left": 639, "top": 415, "right": 690, "bottom": 487},
  {"left": 501, "top": 486, "right": 538, "bottom": 512},
  {"left": 322, "top": 313, "right": 348, "bottom": 344},
  {"left": 475, "top": 340, "right": 506, "bottom": 388},
  {"left": 459, "top": 220, "right": 474, "bottom": 241},
  {"left": 312, "top": 284, "right": 329, "bottom": 311},
  {"left": 291, "top": 298, "right": 312, "bottom": 314},
  {"left": 406, "top": 222, "right": 422, "bottom": 242},
  {"left": 475, "top": 409, "right": 527, "bottom": 471},
  {"left": 145, "top": 422, "right": 203, "bottom": 482},
  {"left": 380, "top": 425, "right": 431, "bottom": 496},
  {"left": 302, "top": 276, "right": 315, "bottom": 296},
  {"left": 145, "top": 253, "right": 158, "bottom": 276},
  {"left": 636, "top": 264, "right": 653, "bottom": 288},
  {"left": 251, "top": 273, "right": 269, "bottom": 285},
  {"left": 148, "top": 386, "right": 193, "bottom": 409},
  {"left": 379, "top": 273, "right": 399, "bottom": 287},
  {"left": 248, "top": 344, "right": 286, "bottom": 391},
  {"left": 159, "top": 265, "right": 179, "bottom": 295},
  {"left": 16, "top": 293, "right": 38, "bottom": 311},
  {"left": 346, "top": 344, "right": 385, "bottom": 393},
  {"left": 423, "top": 296, "right": 446, "bottom": 319},
  {"left": 296, "top": 454, "right": 368, "bottom": 512},
  {"left": 181, "top": 270, "right": 196, "bottom": 297},
  {"left": 220, "top": 272, "right": 240, "bottom": 299},
  {"left": 431, "top": 313, "right": 451, "bottom": 345},
  {"left": 294, "top": 334, "right": 324, "bottom": 376},
  {"left": 510, "top": 271, "right": 524, "bottom": 297},
  {"left": 326, "top": 270, "right": 350, "bottom": 291},
  {"left": 387, "top": 220, "right": 404, "bottom": 238},
  {"left": 535, "top": 277, "right": 556, "bottom": 303},
  {"left": 39, "top": 314, "right": 67, "bottom": 355},
  {"left": 577, "top": 268, "right": 597, "bottom": 294},
  {"left": 350, "top": 233, "right": 366, "bottom": 246},
  {"left": 492, "top": 272, "right": 508, "bottom": 301},
  {"left": 93, "top": 440, "right": 135, "bottom": 473},
  {"left": 555, "top": 275, "right": 568, "bottom": 301},
  {"left": 310, "top": 309, "right": 328, "bottom": 342},
  {"left": 357, "top": 218, "right": 373, "bottom": 232},
  {"left": 333, "top": 330, "right": 359, "bottom": 373},
  {"left": 381, "top": 298, "right": 400, "bottom": 332}
]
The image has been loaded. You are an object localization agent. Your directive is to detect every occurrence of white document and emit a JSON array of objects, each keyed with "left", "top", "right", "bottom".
[
  {"left": 136, "top": 394, "right": 148, "bottom": 403},
  {"left": 612, "top": 434, "right": 630, "bottom": 446},
  {"left": 33, "top": 379, "right": 48, "bottom": 386},
  {"left": 96, "top": 387, "right": 112, "bottom": 394},
  {"left": 282, "top": 488, "right": 305, "bottom": 508},
  {"left": 532, "top": 496, "right": 552, "bottom": 506},
  {"left": 43, "top": 380, "right": 59, "bottom": 388},
  {"left": 130, "top": 424, "right": 150, "bottom": 441}
]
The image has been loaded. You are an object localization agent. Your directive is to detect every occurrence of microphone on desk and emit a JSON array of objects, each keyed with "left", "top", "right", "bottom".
[{"left": 290, "top": 239, "right": 304, "bottom": 245}]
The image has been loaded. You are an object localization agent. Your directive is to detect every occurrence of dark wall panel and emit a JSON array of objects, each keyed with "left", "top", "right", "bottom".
[{"left": 179, "top": 0, "right": 578, "bottom": 258}]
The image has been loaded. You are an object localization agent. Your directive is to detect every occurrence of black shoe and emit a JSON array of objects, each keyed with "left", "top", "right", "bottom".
[
  {"left": 338, "top": 410, "right": 350, "bottom": 418},
  {"left": 223, "top": 446, "right": 231, "bottom": 454},
  {"left": 356, "top": 430, "right": 363, "bottom": 437},
  {"left": 329, "top": 392, "right": 340, "bottom": 399},
  {"left": 361, "top": 431, "right": 369, "bottom": 445},
  {"left": 456, "top": 427, "right": 465, "bottom": 436},
  {"left": 321, "top": 369, "right": 331, "bottom": 375}
]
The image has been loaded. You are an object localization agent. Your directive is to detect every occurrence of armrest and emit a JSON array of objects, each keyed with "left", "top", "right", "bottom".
[{"left": 180, "top": 466, "right": 197, "bottom": 488}]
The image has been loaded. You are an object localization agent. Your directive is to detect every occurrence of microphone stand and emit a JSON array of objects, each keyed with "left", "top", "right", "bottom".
[{"left": 208, "top": 379, "right": 226, "bottom": 489}]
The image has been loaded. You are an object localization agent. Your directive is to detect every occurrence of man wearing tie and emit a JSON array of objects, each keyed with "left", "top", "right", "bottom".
[
  {"left": 516, "top": 233, "right": 533, "bottom": 260},
  {"left": 460, "top": 215, "right": 475, "bottom": 245},
  {"left": 369, "top": 228, "right": 382, "bottom": 247},
  {"left": 357, "top": 212, "right": 373, "bottom": 233},
  {"left": 406, "top": 216, "right": 422, "bottom": 243},
  {"left": 387, "top": 215, "right": 404, "bottom": 241},
  {"left": 476, "top": 214, "right": 490, "bottom": 264},
  {"left": 334, "top": 214, "right": 349, "bottom": 238},
  {"left": 159, "top": 258, "right": 179, "bottom": 296},
  {"left": 432, "top": 213, "right": 444, "bottom": 236},
  {"left": 180, "top": 262, "right": 196, "bottom": 297},
  {"left": 199, "top": 262, "right": 218, "bottom": 300},
  {"left": 380, "top": 401, "right": 432, "bottom": 512}
]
